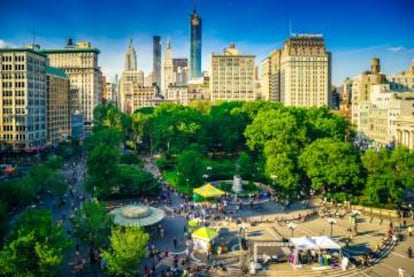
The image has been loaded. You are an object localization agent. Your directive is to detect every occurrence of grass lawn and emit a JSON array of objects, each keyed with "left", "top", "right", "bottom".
[{"left": 163, "top": 170, "right": 189, "bottom": 194}]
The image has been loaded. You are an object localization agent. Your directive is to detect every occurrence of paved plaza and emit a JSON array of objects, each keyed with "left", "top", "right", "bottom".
[{"left": 141, "top": 157, "right": 414, "bottom": 277}]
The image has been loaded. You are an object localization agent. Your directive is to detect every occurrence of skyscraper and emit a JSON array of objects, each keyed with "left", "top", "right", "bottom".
[
  {"left": 280, "top": 35, "right": 331, "bottom": 107},
  {"left": 124, "top": 38, "right": 137, "bottom": 71},
  {"left": 153, "top": 36, "right": 161, "bottom": 88},
  {"left": 40, "top": 39, "right": 102, "bottom": 130},
  {"left": 190, "top": 2, "right": 202, "bottom": 79},
  {"left": 119, "top": 40, "right": 148, "bottom": 114},
  {"left": 0, "top": 48, "right": 48, "bottom": 151},
  {"left": 210, "top": 43, "right": 256, "bottom": 103},
  {"left": 162, "top": 38, "right": 174, "bottom": 92}
]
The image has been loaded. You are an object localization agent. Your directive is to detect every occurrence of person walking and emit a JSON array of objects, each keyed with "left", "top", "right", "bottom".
[
  {"left": 408, "top": 226, "right": 412, "bottom": 237},
  {"left": 408, "top": 246, "right": 412, "bottom": 259},
  {"left": 173, "top": 237, "right": 177, "bottom": 249},
  {"left": 398, "top": 267, "right": 405, "bottom": 277}
]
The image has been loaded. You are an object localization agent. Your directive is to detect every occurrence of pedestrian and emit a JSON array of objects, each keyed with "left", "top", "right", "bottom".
[
  {"left": 398, "top": 267, "right": 405, "bottom": 277},
  {"left": 173, "top": 237, "right": 177, "bottom": 249},
  {"left": 408, "top": 226, "right": 412, "bottom": 237},
  {"left": 408, "top": 246, "right": 412, "bottom": 258}
]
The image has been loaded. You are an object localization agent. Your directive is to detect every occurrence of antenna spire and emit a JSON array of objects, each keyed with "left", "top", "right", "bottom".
[
  {"left": 193, "top": 0, "right": 197, "bottom": 12},
  {"left": 32, "top": 24, "right": 36, "bottom": 46}
]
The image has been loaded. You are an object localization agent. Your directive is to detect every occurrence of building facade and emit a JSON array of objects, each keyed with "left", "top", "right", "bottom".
[
  {"left": 40, "top": 39, "right": 102, "bottom": 129},
  {"left": 360, "top": 84, "right": 414, "bottom": 147},
  {"left": 119, "top": 40, "right": 145, "bottom": 114},
  {"left": 0, "top": 49, "right": 47, "bottom": 151},
  {"left": 210, "top": 44, "right": 256, "bottom": 103},
  {"left": 279, "top": 35, "right": 331, "bottom": 107},
  {"left": 46, "top": 67, "right": 70, "bottom": 144},
  {"left": 153, "top": 36, "right": 162, "bottom": 89},
  {"left": 190, "top": 7, "right": 202, "bottom": 79},
  {"left": 173, "top": 58, "right": 189, "bottom": 85},
  {"left": 162, "top": 39, "right": 174, "bottom": 93}
]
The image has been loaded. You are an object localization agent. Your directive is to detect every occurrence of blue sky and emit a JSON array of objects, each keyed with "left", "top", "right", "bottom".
[{"left": 1, "top": 0, "right": 413, "bottom": 85}]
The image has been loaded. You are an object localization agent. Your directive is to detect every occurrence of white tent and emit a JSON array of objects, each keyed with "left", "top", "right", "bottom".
[
  {"left": 312, "top": 236, "right": 341, "bottom": 250},
  {"left": 289, "top": 236, "right": 342, "bottom": 266},
  {"left": 290, "top": 236, "right": 318, "bottom": 250}
]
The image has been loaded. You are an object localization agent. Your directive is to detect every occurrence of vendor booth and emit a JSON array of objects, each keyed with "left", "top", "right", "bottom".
[
  {"left": 193, "top": 183, "right": 225, "bottom": 202},
  {"left": 289, "top": 236, "right": 342, "bottom": 267},
  {"left": 192, "top": 227, "right": 219, "bottom": 254}
]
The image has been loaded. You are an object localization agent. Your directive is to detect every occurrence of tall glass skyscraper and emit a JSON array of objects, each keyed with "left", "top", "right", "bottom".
[
  {"left": 153, "top": 36, "right": 161, "bottom": 88},
  {"left": 190, "top": 7, "right": 202, "bottom": 79}
]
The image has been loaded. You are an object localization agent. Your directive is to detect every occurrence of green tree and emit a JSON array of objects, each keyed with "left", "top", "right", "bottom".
[
  {"left": 0, "top": 201, "right": 8, "bottom": 241},
  {"left": 85, "top": 128, "right": 122, "bottom": 199},
  {"left": 72, "top": 200, "right": 113, "bottom": 250},
  {"left": 93, "top": 103, "right": 130, "bottom": 134},
  {"left": 0, "top": 209, "right": 71, "bottom": 277},
  {"left": 101, "top": 226, "right": 149, "bottom": 277},
  {"left": 176, "top": 149, "right": 205, "bottom": 194},
  {"left": 116, "top": 165, "right": 161, "bottom": 197},
  {"left": 361, "top": 147, "right": 414, "bottom": 206},
  {"left": 299, "top": 138, "right": 362, "bottom": 195},
  {"left": 206, "top": 102, "right": 247, "bottom": 153}
]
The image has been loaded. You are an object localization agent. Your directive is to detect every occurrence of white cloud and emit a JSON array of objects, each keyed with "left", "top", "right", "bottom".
[
  {"left": 387, "top": 46, "right": 406, "bottom": 53},
  {"left": 0, "top": 39, "right": 16, "bottom": 48}
]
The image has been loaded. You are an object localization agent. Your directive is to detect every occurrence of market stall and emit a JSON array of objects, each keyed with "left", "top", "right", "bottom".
[
  {"left": 192, "top": 227, "right": 219, "bottom": 254},
  {"left": 193, "top": 183, "right": 225, "bottom": 202},
  {"left": 289, "top": 236, "right": 342, "bottom": 267}
]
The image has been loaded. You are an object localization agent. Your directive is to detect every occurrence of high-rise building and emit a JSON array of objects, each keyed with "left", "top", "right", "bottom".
[
  {"left": 347, "top": 58, "right": 386, "bottom": 128},
  {"left": 40, "top": 39, "right": 102, "bottom": 130},
  {"left": 162, "top": 39, "right": 174, "bottom": 92},
  {"left": 210, "top": 43, "right": 256, "bottom": 103},
  {"left": 190, "top": 3, "right": 202, "bottom": 79},
  {"left": 279, "top": 34, "right": 331, "bottom": 107},
  {"left": 119, "top": 39, "right": 144, "bottom": 113},
  {"left": 153, "top": 36, "right": 161, "bottom": 88},
  {"left": 46, "top": 67, "right": 70, "bottom": 144},
  {"left": 124, "top": 39, "right": 137, "bottom": 71},
  {"left": 173, "top": 58, "right": 189, "bottom": 86},
  {"left": 362, "top": 84, "right": 414, "bottom": 147},
  {"left": 0, "top": 48, "right": 48, "bottom": 151}
]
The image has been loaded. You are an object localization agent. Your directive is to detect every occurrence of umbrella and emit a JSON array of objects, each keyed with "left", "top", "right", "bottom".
[
  {"left": 110, "top": 204, "right": 166, "bottom": 227},
  {"left": 3, "top": 167, "right": 15, "bottom": 174},
  {"left": 192, "top": 227, "right": 218, "bottom": 242},
  {"left": 193, "top": 183, "right": 225, "bottom": 199}
]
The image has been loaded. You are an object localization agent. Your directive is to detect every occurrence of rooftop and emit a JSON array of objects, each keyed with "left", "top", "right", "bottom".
[
  {"left": 0, "top": 48, "right": 47, "bottom": 57},
  {"left": 46, "top": 66, "right": 68, "bottom": 78}
]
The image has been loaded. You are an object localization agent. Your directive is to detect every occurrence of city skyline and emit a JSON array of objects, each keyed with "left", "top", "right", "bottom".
[{"left": 1, "top": 0, "right": 413, "bottom": 85}]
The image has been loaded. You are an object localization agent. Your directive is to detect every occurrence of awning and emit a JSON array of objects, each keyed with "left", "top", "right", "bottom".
[
  {"left": 192, "top": 227, "right": 218, "bottom": 242},
  {"left": 290, "top": 236, "right": 341, "bottom": 250},
  {"left": 3, "top": 167, "right": 15, "bottom": 174},
  {"left": 193, "top": 183, "right": 225, "bottom": 198}
]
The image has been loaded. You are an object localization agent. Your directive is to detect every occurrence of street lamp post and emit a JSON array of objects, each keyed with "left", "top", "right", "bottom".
[
  {"left": 327, "top": 218, "right": 337, "bottom": 237},
  {"left": 186, "top": 178, "right": 190, "bottom": 196},
  {"left": 287, "top": 222, "right": 297, "bottom": 237}
]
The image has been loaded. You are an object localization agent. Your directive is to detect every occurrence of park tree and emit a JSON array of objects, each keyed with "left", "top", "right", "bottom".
[
  {"left": 72, "top": 200, "right": 113, "bottom": 251},
  {"left": 0, "top": 201, "right": 8, "bottom": 241},
  {"left": 116, "top": 165, "right": 161, "bottom": 197},
  {"left": 299, "top": 138, "right": 362, "bottom": 195},
  {"left": 361, "top": 147, "right": 414, "bottom": 206},
  {"left": 84, "top": 128, "right": 122, "bottom": 199},
  {"left": 131, "top": 109, "right": 154, "bottom": 153},
  {"left": 206, "top": 102, "right": 248, "bottom": 153},
  {"left": 151, "top": 104, "right": 205, "bottom": 155},
  {"left": 93, "top": 103, "right": 130, "bottom": 134},
  {"left": 0, "top": 209, "right": 71, "bottom": 277},
  {"left": 101, "top": 226, "right": 149, "bottom": 277},
  {"left": 176, "top": 149, "right": 205, "bottom": 194}
]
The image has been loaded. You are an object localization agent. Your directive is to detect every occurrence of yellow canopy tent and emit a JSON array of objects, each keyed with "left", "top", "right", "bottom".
[
  {"left": 192, "top": 227, "right": 219, "bottom": 253},
  {"left": 193, "top": 183, "right": 225, "bottom": 199}
]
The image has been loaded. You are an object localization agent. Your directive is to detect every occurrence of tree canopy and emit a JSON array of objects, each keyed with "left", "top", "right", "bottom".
[{"left": 101, "top": 226, "right": 149, "bottom": 277}]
